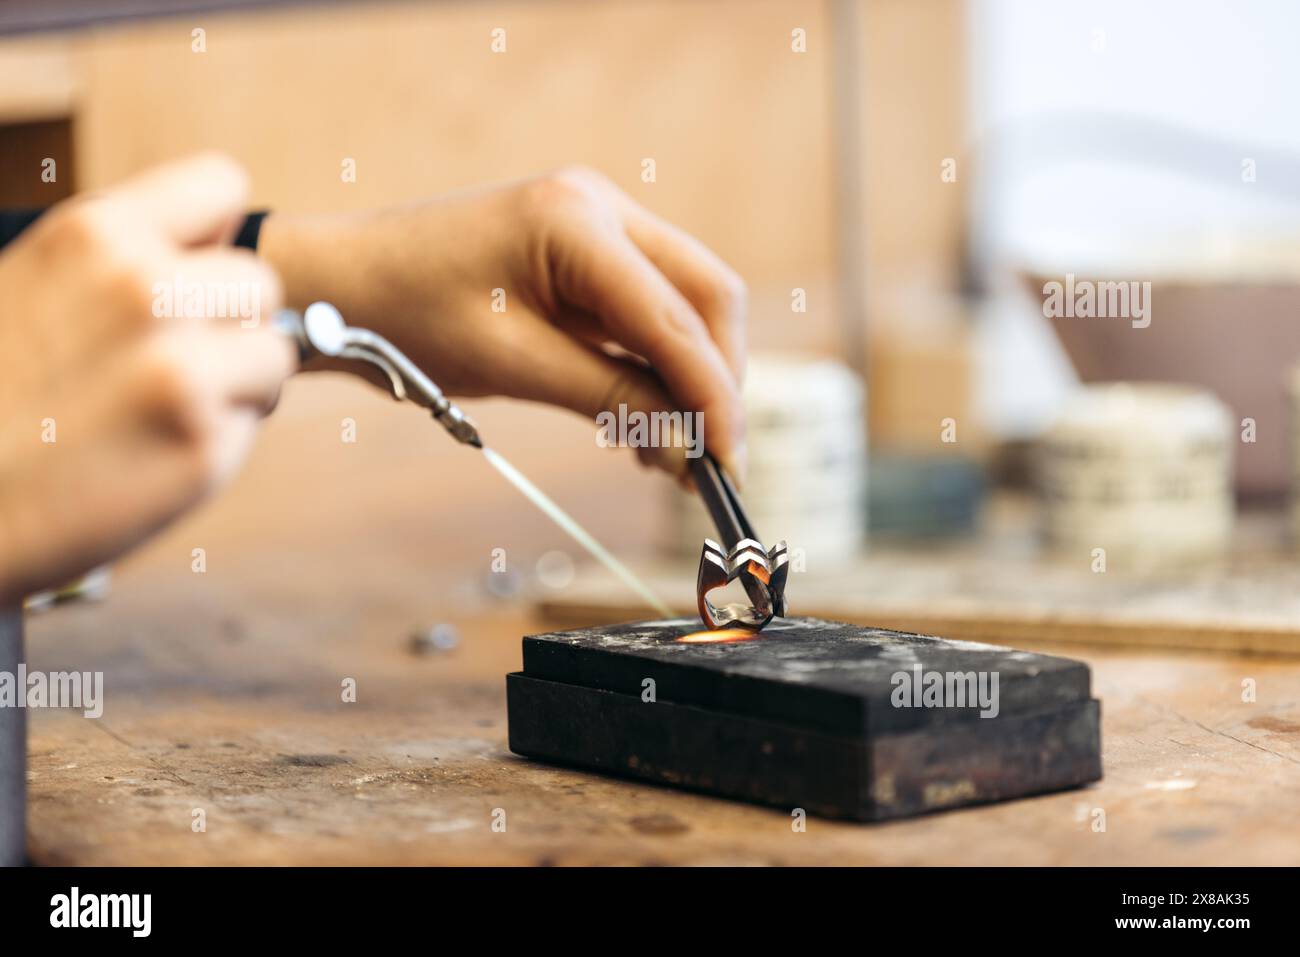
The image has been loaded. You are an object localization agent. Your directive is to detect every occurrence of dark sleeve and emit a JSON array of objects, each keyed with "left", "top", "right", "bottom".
[
  {"left": 233, "top": 210, "right": 268, "bottom": 251},
  {"left": 0, "top": 210, "right": 42, "bottom": 250},
  {"left": 0, "top": 209, "right": 270, "bottom": 252}
]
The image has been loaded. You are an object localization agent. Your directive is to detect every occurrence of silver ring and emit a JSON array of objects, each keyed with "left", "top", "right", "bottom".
[{"left": 696, "top": 538, "right": 789, "bottom": 631}]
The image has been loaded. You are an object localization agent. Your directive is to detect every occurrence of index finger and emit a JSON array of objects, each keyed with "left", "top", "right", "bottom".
[
  {"left": 105, "top": 151, "right": 249, "bottom": 248},
  {"left": 615, "top": 199, "right": 748, "bottom": 384},
  {"left": 551, "top": 225, "right": 746, "bottom": 479}
]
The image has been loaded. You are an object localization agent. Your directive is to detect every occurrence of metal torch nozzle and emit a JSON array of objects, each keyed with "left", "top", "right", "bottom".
[{"left": 274, "top": 302, "right": 483, "bottom": 449}]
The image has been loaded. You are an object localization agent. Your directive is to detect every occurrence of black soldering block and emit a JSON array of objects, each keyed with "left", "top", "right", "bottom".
[{"left": 507, "top": 617, "right": 1101, "bottom": 821}]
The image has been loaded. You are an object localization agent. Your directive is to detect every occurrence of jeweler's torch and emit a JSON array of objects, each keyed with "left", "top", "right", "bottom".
[
  {"left": 273, "top": 302, "right": 482, "bottom": 448},
  {"left": 272, "top": 302, "right": 669, "bottom": 616}
]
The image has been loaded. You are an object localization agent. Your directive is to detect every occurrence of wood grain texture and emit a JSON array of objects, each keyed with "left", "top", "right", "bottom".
[
  {"left": 24, "top": 581, "right": 1300, "bottom": 864},
  {"left": 21, "top": 389, "right": 1300, "bottom": 862}
]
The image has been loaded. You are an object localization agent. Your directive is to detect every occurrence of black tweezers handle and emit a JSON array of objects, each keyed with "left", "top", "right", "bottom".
[
  {"left": 690, "top": 452, "right": 758, "bottom": 550},
  {"left": 691, "top": 452, "right": 771, "bottom": 616}
]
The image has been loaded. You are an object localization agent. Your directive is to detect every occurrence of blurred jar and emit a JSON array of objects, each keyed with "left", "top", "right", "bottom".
[
  {"left": 665, "top": 353, "right": 866, "bottom": 567},
  {"left": 1037, "top": 383, "right": 1234, "bottom": 570},
  {"left": 1289, "top": 366, "right": 1300, "bottom": 547}
]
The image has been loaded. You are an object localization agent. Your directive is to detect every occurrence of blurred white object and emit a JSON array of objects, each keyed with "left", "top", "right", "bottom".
[
  {"left": 1037, "top": 383, "right": 1233, "bottom": 569},
  {"left": 24, "top": 565, "right": 112, "bottom": 612},
  {"left": 969, "top": 2, "right": 1300, "bottom": 487},
  {"left": 1289, "top": 367, "right": 1300, "bottom": 547},
  {"left": 666, "top": 354, "right": 866, "bottom": 567}
]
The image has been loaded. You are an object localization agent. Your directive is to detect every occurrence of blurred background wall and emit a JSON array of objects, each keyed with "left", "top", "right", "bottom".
[
  {"left": 0, "top": 0, "right": 966, "bottom": 603},
  {"left": 969, "top": 0, "right": 1300, "bottom": 498},
  {"left": 6, "top": 0, "right": 1299, "bottom": 613}
]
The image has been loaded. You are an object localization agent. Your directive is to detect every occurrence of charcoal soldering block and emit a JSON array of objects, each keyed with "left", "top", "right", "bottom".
[{"left": 506, "top": 617, "right": 1101, "bottom": 821}]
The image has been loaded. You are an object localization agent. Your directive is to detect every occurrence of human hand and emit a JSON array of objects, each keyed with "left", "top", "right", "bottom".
[
  {"left": 0, "top": 153, "right": 294, "bottom": 604},
  {"left": 260, "top": 167, "right": 746, "bottom": 480}
]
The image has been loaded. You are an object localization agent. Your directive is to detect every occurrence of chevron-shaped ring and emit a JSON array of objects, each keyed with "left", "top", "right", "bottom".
[{"left": 696, "top": 537, "right": 790, "bottom": 631}]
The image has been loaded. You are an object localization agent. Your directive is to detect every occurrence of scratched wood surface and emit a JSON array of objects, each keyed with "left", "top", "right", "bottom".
[{"left": 21, "top": 375, "right": 1300, "bottom": 865}]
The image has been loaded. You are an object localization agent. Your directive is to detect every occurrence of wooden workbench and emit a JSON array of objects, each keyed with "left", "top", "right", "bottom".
[{"left": 22, "top": 377, "right": 1300, "bottom": 865}]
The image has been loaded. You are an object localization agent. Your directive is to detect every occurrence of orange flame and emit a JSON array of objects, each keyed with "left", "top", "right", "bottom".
[{"left": 675, "top": 627, "right": 758, "bottom": 644}]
